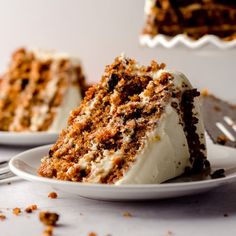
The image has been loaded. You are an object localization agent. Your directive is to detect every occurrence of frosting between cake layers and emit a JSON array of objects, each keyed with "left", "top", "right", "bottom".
[{"left": 115, "top": 71, "right": 206, "bottom": 185}]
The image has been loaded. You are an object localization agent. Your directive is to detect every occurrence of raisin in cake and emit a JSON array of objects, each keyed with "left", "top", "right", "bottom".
[
  {"left": 0, "top": 48, "right": 85, "bottom": 132},
  {"left": 38, "top": 55, "right": 207, "bottom": 184},
  {"left": 143, "top": 0, "right": 236, "bottom": 40}
]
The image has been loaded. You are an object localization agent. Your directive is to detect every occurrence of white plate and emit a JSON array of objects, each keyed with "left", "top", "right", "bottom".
[
  {"left": 0, "top": 131, "right": 59, "bottom": 146},
  {"left": 9, "top": 139, "right": 236, "bottom": 201},
  {"left": 140, "top": 34, "right": 236, "bottom": 49}
]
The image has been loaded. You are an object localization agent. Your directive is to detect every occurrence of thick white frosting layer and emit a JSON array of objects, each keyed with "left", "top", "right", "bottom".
[
  {"left": 32, "top": 49, "right": 81, "bottom": 66},
  {"left": 144, "top": 0, "right": 155, "bottom": 14},
  {"left": 48, "top": 85, "right": 82, "bottom": 132},
  {"left": 115, "top": 71, "right": 206, "bottom": 185}
]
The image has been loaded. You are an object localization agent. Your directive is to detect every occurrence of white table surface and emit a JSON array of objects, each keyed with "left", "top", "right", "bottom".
[{"left": 1, "top": 145, "right": 236, "bottom": 236}]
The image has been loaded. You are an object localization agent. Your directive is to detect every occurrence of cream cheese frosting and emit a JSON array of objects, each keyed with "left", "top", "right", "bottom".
[{"left": 115, "top": 71, "right": 206, "bottom": 185}]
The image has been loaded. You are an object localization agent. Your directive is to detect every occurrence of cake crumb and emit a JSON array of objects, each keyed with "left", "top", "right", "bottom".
[
  {"left": 210, "top": 169, "right": 225, "bottom": 179},
  {"left": 201, "top": 88, "right": 209, "bottom": 97},
  {"left": 48, "top": 192, "right": 58, "bottom": 199},
  {"left": 25, "top": 204, "right": 38, "bottom": 213},
  {"left": 224, "top": 213, "right": 229, "bottom": 217},
  {"left": 13, "top": 208, "right": 21, "bottom": 215},
  {"left": 39, "top": 211, "right": 59, "bottom": 226},
  {"left": 0, "top": 214, "right": 6, "bottom": 221},
  {"left": 42, "top": 226, "right": 54, "bottom": 236},
  {"left": 217, "top": 135, "right": 228, "bottom": 145},
  {"left": 88, "top": 232, "right": 97, "bottom": 236},
  {"left": 123, "top": 211, "right": 132, "bottom": 217}
]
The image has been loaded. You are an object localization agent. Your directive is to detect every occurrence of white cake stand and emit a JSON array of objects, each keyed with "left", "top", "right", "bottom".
[
  {"left": 140, "top": 34, "right": 236, "bottom": 50},
  {"left": 139, "top": 34, "right": 236, "bottom": 101}
]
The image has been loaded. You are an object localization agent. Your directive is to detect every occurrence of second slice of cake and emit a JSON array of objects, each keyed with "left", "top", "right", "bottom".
[
  {"left": 0, "top": 48, "right": 85, "bottom": 132},
  {"left": 38, "top": 55, "right": 208, "bottom": 184}
]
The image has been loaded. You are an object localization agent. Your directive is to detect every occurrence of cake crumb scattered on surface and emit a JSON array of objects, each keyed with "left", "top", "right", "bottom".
[
  {"left": 0, "top": 214, "right": 6, "bottom": 221},
  {"left": 39, "top": 211, "right": 59, "bottom": 226},
  {"left": 42, "top": 226, "right": 54, "bottom": 236},
  {"left": 25, "top": 204, "right": 38, "bottom": 213},
  {"left": 123, "top": 211, "right": 132, "bottom": 217},
  {"left": 217, "top": 135, "right": 228, "bottom": 145},
  {"left": 224, "top": 213, "right": 229, "bottom": 217},
  {"left": 88, "top": 232, "right": 97, "bottom": 236},
  {"left": 48, "top": 192, "right": 58, "bottom": 199},
  {"left": 13, "top": 207, "right": 21, "bottom": 215},
  {"left": 201, "top": 88, "right": 209, "bottom": 97}
]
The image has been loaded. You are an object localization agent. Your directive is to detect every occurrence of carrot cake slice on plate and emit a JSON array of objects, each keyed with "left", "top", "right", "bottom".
[{"left": 38, "top": 55, "right": 208, "bottom": 184}]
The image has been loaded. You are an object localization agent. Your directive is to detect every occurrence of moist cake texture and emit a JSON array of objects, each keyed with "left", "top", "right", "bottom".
[
  {"left": 38, "top": 55, "right": 207, "bottom": 184},
  {"left": 143, "top": 0, "right": 236, "bottom": 40},
  {"left": 0, "top": 48, "right": 85, "bottom": 132}
]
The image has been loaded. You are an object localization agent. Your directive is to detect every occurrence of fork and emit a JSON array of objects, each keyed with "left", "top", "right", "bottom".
[
  {"left": 0, "top": 160, "right": 18, "bottom": 183},
  {"left": 202, "top": 93, "right": 236, "bottom": 147}
]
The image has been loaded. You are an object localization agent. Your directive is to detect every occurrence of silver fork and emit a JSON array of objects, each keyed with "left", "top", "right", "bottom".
[
  {"left": 202, "top": 94, "right": 236, "bottom": 147},
  {"left": 216, "top": 116, "right": 236, "bottom": 142},
  {"left": 0, "top": 160, "right": 18, "bottom": 183}
]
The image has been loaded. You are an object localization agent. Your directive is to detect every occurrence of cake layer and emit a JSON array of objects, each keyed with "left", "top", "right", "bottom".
[
  {"left": 0, "top": 48, "right": 85, "bottom": 132},
  {"left": 38, "top": 55, "right": 208, "bottom": 184},
  {"left": 143, "top": 0, "right": 236, "bottom": 40}
]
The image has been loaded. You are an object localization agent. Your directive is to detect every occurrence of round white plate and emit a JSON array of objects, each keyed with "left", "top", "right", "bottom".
[
  {"left": 9, "top": 139, "right": 236, "bottom": 201},
  {"left": 0, "top": 131, "right": 59, "bottom": 146}
]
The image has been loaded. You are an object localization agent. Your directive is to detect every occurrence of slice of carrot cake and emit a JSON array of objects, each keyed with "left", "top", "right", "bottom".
[
  {"left": 38, "top": 55, "right": 208, "bottom": 184},
  {"left": 0, "top": 48, "right": 85, "bottom": 132}
]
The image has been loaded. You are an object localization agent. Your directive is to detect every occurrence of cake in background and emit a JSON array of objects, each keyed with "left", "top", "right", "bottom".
[
  {"left": 143, "top": 0, "right": 236, "bottom": 40},
  {"left": 0, "top": 48, "right": 86, "bottom": 132},
  {"left": 38, "top": 55, "right": 208, "bottom": 185}
]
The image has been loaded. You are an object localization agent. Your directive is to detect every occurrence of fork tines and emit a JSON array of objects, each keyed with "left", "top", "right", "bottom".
[{"left": 202, "top": 93, "right": 236, "bottom": 147}]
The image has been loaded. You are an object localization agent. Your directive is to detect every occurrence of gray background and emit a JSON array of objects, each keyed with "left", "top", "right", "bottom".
[{"left": 0, "top": 0, "right": 235, "bottom": 99}]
